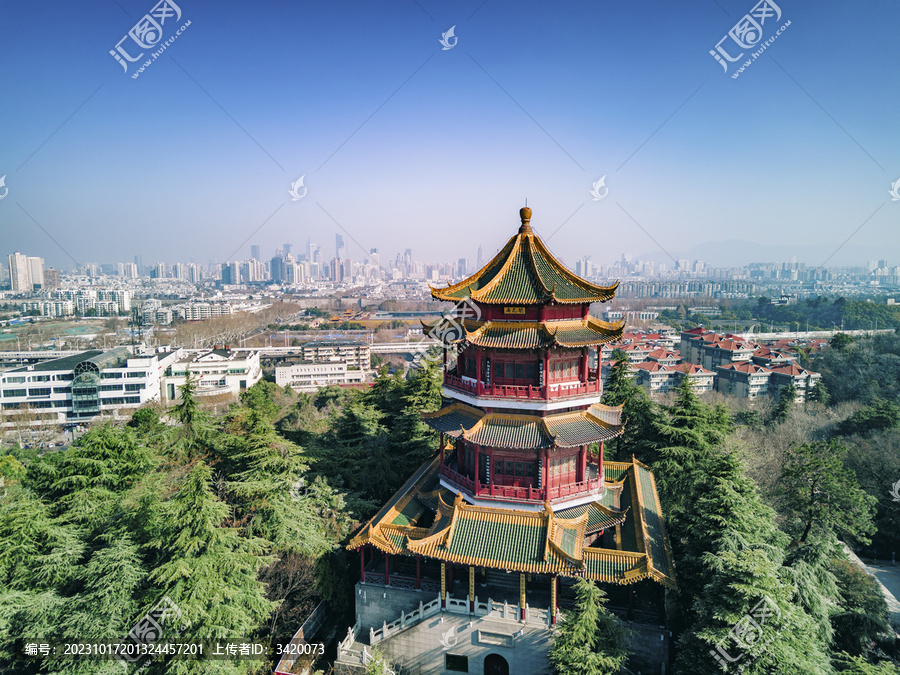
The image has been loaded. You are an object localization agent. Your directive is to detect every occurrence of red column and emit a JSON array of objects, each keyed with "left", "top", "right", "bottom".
[
  {"left": 543, "top": 350, "right": 550, "bottom": 397},
  {"left": 581, "top": 348, "right": 588, "bottom": 383},
  {"left": 578, "top": 446, "right": 586, "bottom": 483},
  {"left": 440, "top": 432, "right": 445, "bottom": 465},
  {"left": 476, "top": 349, "right": 483, "bottom": 395},
  {"left": 359, "top": 547, "right": 366, "bottom": 583},
  {"left": 599, "top": 441, "right": 604, "bottom": 483},
  {"left": 473, "top": 444, "right": 480, "bottom": 492},
  {"left": 384, "top": 553, "right": 390, "bottom": 586},
  {"left": 544, "top": 450, "right": 550, "bottom": 495},
  {"left": 415, "top": 556, "right": 421, "bottom": 590}
]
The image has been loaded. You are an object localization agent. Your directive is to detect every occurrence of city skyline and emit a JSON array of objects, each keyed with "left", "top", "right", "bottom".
[{"left": 2, "top": 2, "right": 899, "bottom": 270}]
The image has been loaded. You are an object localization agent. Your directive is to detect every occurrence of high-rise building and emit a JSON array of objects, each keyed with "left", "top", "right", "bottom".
[
  {"left": 283, "top": 243, "right": 293, "bottom": 257},
  {"left": 576, "top": 256, "right": 592, "bottom": 279},
  {"left": 43, "top": 268, "right": 60, "bottom": 289},
  {"left": 457, "top": 257, "right": 467, "bottom": 276},
  {"left": 336, "top": 234, "right": 346, "bottom": 261},
  {"left": 250, "top": 245, "right": 260, "bottom": 261},
  {"left": 27, "top": 256, "right": 45, "bottom": 289},
  {"left": 8, "top": 252, "right": 31, "bottom": 292},
  {"left": 134, "top": 255, "right": 143, "bottom": 275},
  {"left": 270, "top": 256, "right": 286, "bottom": 284},
  {"left": 221, "top": 261, "right": 240, "bottom": 285}
]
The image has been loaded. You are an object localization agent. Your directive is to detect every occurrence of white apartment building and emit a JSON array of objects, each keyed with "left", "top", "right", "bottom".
[
  {"left": 163, "top": 348, "right": 262, "bottom": 400},
  {"left": 0, "top": 346, "right": 180, "bottom": 429},
  {"left": 301, "top": 339, "right": 371, "bottom": 370},
  {"left": 141, "top": 300, "right": 234, "bottom": 325},
  {"left": 275, "top": 362, "right": 367, "bottom": 392},
  {"left": 8, "top": 252, "right": 44, "bottom": 293},
  {"left": 21, "top": 300, "right": 75, "bottom": 318},
  {"left": 175, "top": 302, "right": 234, "bottom": 321}
]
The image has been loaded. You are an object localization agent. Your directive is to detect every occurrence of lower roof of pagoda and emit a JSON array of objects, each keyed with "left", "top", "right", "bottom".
[
  {"left": 347, "top": 455, "right": 676, "bottom": 589},
  {"left": 421, "top": 401, "right": 624, "bottom": 449},
  {"left": 422, "top": 315, "right": 625, "bottom": 350}
]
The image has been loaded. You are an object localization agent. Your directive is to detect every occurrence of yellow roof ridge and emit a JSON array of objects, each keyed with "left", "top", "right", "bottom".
[
  {"left": 524, "top": 234, "right": 554, "bottom": 300},
  {"left": 346, "top": 455, "right": 440, "bottom": 549},
  {"left": 530, "top": 233, "right": 619, "bottom": 297},
  {"left": 584, "top": 405, "right": 623, "bottom": 430},
  {"left": 431, "top": 235, "right": 518, "bottom": 301},
  {"left": 540, "top": 417, "right": 556, "bottom": 442},
  {"left": 629, "top": 460, "right": 651, "bottom": 561},
  {"left": 582, "top": 546, "right": 645, "bottom": 561},
  {"left": 586, "top": 315, "right": 627, "bottom": 332},
  {"left": 469, "top": 234, "right": 525, "bottom": 301},
  {"left": 421, "top": 401, "right": 484, "bottom": 420},
  {"left": 444, "top": 493, "right": 465, "bottom": 549},
  {"left": 591, "top": 502, "right": 629, "bottom": 519},
  {"left": 547, "top": 537, "right": 585, "bottom": 567},
  {"left": 542, "top": 502, "right": 554, "bottom": 562},
  {"left": 637, "top": 460, "right": 678, "bottom": 590}
]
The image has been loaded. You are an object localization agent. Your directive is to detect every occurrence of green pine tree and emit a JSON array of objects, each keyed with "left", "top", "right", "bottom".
[
  {"left": 147, "top": 461, "right": 276, "bottom": 674},
  {"left": 777, "top": 440, "right": 877, "bottom": 546},
  {"left": 549, "top": 579, "right": 629, "bottom": 675}
]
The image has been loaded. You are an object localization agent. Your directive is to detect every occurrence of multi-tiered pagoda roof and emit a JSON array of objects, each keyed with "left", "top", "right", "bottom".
[
  {"left": 348, "top": 455, "right": 675, "bottom": 587},
  {"left": 347, "top": 207, "right": 675, "bottom": 628},
  {"left": 430, "top": 213, "right": 619, "bottom": 305}
]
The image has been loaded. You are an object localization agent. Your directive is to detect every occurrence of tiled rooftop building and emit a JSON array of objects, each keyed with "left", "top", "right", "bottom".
[{"left": 331, "top": 208, "right": 675, "bottom": 675}]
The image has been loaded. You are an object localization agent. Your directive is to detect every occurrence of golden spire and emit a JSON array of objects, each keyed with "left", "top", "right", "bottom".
[{"left": 518, "top": 206, "right": 533, "bottom": 234}]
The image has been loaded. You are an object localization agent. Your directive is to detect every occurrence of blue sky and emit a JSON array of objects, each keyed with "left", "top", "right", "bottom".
[{"left": 1, "top": 0, "right": 898, "bottom": 271}]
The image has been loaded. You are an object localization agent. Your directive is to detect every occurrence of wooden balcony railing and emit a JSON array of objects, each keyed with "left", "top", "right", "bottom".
[
  {"left": 440, "top": 464, "right": 603, "bottom": 504},
  {"left": 443, "top": 372, "right": 601, "bottom": 401}
]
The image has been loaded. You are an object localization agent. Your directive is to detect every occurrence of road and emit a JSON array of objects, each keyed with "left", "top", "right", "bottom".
[
  {"left": 868, "top": 563, "right": 900, "bottom": 633},
  {"left": 845, "top": 547, "right": 900, "bottom": 634}
]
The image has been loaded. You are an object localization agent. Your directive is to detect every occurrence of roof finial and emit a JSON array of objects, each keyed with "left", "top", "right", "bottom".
[{"left": 519, "top": 205, "right": 533, "bottom": 234}]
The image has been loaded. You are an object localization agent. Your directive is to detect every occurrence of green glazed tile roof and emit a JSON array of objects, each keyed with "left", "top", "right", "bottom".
[
  {"left": 586, "top": 504, "right": 628, "bottom": 532},
  {"left": 423, "top": 405, "right": 624, "bottom": 450},
  {"left": 583, "top": 551, "right": 644, "bottom": 579},
  {"left": 421, "top": 403, "right": 483, "bottom": 437},
  {"left": 555, "top": 504, "right": 589, "bottom": 519},
  {"left": 558, "top": 525, "right": 579, "bottom": 558},
  {"left": 391, "top": 497, "right": 424, "bottom": 526},
  {"left": 546, "top": 416, "right": 622, "bottom": 447},
  {"left": 466, "top": 417, "right": 552, "bottom": 449},
  {"left": 468, "top": 323, "right": 547, "bottom": 349},
  {"left": 552, "top": 322, "right": 622, "bottom": 347},
  {"left": 431, "top": 212, "right": 618, "bottom": 305},
  {"left": 603, "top": 463, "right": 629, "bottom": 483},
  {"left": 635, "top": 463, "right": 675, "bottom": 580},
  {"left": 422, "top": 316, "right": 623, "bottom": 350},
  {"left": 447, "top": 512, "right": 556, "bottom": 566},
  {"left": 619, "top": 480, "right": 639, "bottom": 553},
  {"left": 348, "top": 449, "right": 676, "bottom": 588}
]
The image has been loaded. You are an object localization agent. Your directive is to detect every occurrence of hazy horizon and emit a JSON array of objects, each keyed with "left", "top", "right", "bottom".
[{"left": 2, "top": 0, "right": 899, "bottom": 271}]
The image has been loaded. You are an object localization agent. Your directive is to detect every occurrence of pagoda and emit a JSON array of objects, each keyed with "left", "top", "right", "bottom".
[{"left": 339, "top": 207, "right": 675, "bottom": 675}]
